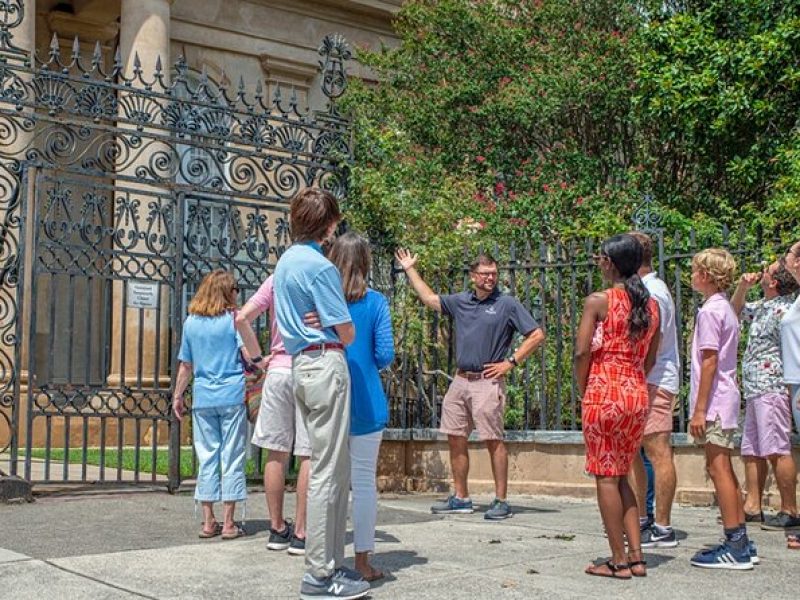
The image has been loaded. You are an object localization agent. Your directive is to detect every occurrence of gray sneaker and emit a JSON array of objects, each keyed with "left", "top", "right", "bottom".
[
  {"left": 761, "top": 511, "right": 800, "bottom": 531},
  {"left": 299, "top": 569, "right": 370, "bottom": 600},
  {"left": 287, "top": 535, "right": 305, "bottom": 556},
  {"left": 484, "top": 498, "right": 512, "bottom": 520},
  {"left": 431, "top": 495, "right": 474, "bottom": 514}
]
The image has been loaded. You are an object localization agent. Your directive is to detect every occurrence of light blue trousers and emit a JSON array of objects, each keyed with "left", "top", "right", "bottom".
[{"left": 192, "top": 404, "right": 247, "bottom": 502}]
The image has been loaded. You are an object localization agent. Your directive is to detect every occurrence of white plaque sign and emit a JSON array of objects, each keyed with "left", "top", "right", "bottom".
[{"left": 127, "top": 281, "right": 159, "bottom": 309}]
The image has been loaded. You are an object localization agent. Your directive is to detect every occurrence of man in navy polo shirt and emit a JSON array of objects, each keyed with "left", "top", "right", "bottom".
[
  {"left": 273, "top": 188, "right": 368, "bottom": 600},
  {"left": 396, "top": 249, "right": 545, "bottom": 520}
]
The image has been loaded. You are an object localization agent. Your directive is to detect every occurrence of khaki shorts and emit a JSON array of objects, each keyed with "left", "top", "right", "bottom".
[
  {"left": 251, "top": 368, "right": 311, "bottom": 456},
  {"left": 643, "top": 385, "right": 676, "bottom": 436},
  {"left": 439, "top": 375, "right": 505, "bottom": 441},
  {"left": 687, "top": 415, "right": 736, "bottom": 450}
]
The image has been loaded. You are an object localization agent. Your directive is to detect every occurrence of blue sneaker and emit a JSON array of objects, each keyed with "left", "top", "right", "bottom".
[
  {"left": 484, "top": 498, "right": 512, "bottom": 520},
  {"left": 431, "top": 495, "right": 474, "bottom": 514},
  {"left": 690, "top": 542, "right": 753, "bottom": 570},
  {"left": 749, "top": 540, "right": 760, "bottom": 565}
]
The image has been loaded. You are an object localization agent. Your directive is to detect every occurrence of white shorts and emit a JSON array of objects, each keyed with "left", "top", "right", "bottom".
[{"left": 251, "top": 368, "right": 311, "bottom": 456}]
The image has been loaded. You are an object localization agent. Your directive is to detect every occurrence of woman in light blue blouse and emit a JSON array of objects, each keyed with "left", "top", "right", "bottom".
[
  {"left": 329, "top": 233, "right": 395, "bottom": 581},
  {"left": 173, "top": 269, "right": 266, "bottom": 540}
]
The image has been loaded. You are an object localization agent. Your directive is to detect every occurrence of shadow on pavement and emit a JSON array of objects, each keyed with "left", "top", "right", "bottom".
[
  {"left": 471, "top": 503, "right": 560, "bottom": 515},
  {"left": 674, "top": 529, "right": 689, "bottom": 542},
  {"left": 366, "top": 550, "right": 429, "bottom": 589},
  {"left": 642, "top": 553, "right": 677, "bottom": 570},
  {"left": 242, "top": 519, "right": 270, "bottom": 536}
]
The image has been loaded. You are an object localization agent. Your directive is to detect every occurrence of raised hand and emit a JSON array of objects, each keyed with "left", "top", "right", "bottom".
[
  {"left": 395, "top": 248, "right": 419, "bottom": 271},
  {"left": 739, "top": 272, "right": 761, "bottom": 288}
]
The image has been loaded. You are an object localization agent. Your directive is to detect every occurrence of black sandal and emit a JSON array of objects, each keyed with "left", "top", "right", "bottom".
[
  {"left": 585, "top": 559, "right": 632, "bottom": 579},
  {"left": 627, "top": 547, "right": 647, "bottom": 577}
]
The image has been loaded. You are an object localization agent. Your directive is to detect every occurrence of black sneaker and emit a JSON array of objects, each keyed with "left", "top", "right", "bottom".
[
  {"left": 761, "top": 511, "right": 800, "bottom": 531},
  {"left": 267, "top": 522, "right": 293, "bottom": 551},
  {"left": 288, "top": 534, "right": 306, "bottom": 556}
]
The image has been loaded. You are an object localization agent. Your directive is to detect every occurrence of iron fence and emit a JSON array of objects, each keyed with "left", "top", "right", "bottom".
[{"left": 377, "top": 213, "right": 787, "bottom": 434}]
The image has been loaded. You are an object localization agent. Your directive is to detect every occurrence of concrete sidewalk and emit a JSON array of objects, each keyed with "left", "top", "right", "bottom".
[{"left": 1, "top": 489, "right": 797, "bottom": 599}]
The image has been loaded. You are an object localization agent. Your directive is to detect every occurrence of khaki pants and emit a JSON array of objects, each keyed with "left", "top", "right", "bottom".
[{"left": 293, "top": 349, "right": 351, "bottom": 579}]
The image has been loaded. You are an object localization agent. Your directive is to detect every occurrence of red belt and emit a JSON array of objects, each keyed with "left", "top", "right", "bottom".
[{"left": 301, "top": 342, "right": 344, "bottom": 354}]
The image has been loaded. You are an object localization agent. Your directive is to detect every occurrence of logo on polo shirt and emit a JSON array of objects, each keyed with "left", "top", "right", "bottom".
[{"left": 485, "top": 306, "right": 497, "bottom": 315}]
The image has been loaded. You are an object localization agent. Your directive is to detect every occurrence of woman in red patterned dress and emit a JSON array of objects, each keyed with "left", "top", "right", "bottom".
[{"left": 575, "top": 234, "right": 661, "bottom": 579}]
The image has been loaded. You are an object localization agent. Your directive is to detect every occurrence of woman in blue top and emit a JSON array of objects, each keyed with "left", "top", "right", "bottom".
[
  {"left": 173, "top": 269, "right": 266, "bottom": 540},
  {"left": 328, "top": 233, "right": 395, "bottom": 581}
]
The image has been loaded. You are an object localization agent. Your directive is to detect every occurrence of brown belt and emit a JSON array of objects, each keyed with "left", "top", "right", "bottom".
[{"left": 456, "top": 369, "right": 487, "bottom": 381}]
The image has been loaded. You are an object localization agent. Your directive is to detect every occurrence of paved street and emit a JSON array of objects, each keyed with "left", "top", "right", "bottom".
[{"left": 1, "top": 489, "right": 797, "bottom": 599}]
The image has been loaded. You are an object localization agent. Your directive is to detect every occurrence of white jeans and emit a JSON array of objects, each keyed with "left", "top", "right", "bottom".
[{"left": 349, "top": 430, "right": 383, "bottom": 553}]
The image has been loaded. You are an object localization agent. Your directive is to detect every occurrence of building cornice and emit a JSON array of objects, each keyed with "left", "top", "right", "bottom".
[{"left": 239, "top": 0, "right": 398, "bottom": 37}]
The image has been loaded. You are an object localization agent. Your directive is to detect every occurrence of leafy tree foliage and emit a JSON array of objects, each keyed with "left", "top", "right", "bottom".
[{"left": 342, "top": 0, "right": 800, "bottom": 249}]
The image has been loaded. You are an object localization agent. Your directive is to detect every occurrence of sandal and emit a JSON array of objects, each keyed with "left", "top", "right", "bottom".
[
  {"left": 627, "top": 547, "right": 647, "bottom": 577},
  {"left": 585, "top": 560, "right": 632, "bottom": 579},
  {"left": 788, "top": 534, "right": 800, "bottom": 550},
  {"left": 629, "top": 560, "right": 647, "bottom": 577},
  {"left": 198, "top": 522, "right": 223, "bottom": 539},
  {"left": 221, "top": 525, "right": 247, "bottom": 540}
]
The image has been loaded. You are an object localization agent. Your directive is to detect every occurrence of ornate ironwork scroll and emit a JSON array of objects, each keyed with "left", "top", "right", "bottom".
[
  {"left": 631, "top": 193, "right": 663, "bottom": 232},
  {"left": 0, "top": 0, "right": 26, "bottom": 59},
  {"left": 1, "top": 33, "right": 351, "bottom": 203}
]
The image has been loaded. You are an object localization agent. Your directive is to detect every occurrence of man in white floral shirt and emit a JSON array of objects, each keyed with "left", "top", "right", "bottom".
[{"left": 732, "top": 258, "right": 800, "bottom": 531}]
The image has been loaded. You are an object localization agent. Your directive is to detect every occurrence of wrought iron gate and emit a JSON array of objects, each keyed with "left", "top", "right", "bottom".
[{"left": 0, "top": 1, "right": 352, "bottom": 490}]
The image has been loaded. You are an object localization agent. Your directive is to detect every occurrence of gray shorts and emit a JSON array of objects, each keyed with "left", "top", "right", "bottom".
[{"left": 251, "top": 368, "right": 311, "bottom": 456}]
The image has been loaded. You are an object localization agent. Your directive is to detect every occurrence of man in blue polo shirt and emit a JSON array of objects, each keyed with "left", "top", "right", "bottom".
[
  {"left": 396, "top": 248, "right": 545, "bottom": 520},
  {"left": 273, "top": 188, "right": 367, "bottom": 600}
]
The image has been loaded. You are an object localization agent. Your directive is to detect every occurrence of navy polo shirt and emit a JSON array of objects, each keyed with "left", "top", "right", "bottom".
[{"left": 439, "top": 288, "right": 539, "bottom": 372}]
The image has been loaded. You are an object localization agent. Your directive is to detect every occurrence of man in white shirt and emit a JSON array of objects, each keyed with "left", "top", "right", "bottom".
[{"left": 628, "top": 231, "right": 680, "bottom": 548}]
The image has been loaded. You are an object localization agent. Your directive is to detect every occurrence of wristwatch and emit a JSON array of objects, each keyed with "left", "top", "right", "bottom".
[
  {"left": 507, "top": 355, "right": 518, "bottom": 367},
  {"left": 251, "top": 355, "right": 264, "bottom": 364}
]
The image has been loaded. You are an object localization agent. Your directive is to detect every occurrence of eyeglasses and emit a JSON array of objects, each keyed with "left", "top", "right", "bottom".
[
  {"left": 592, "top": 254, "right": 609, "bottom": 263},
  {"left": 472, "top": 271, "right": 498, "bottom": 279}
]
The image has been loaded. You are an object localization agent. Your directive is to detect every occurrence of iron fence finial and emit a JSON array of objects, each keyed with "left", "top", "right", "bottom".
[
  {"left": 48, "top": 32, "right": 59, "bottom": 61},
  {"left": 318, "top": 34, "right": 351, "bottom": 102},
  {"left": 71, "top": 35, "right": 80, "bottom": 61},
  {"left": 631, "top": 193, "right": 663, "bottom": 232}
]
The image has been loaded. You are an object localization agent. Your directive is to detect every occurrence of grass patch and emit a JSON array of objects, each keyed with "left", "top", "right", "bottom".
[{"left": 28, "top": 447, "right": 278, "bottom": 480}]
